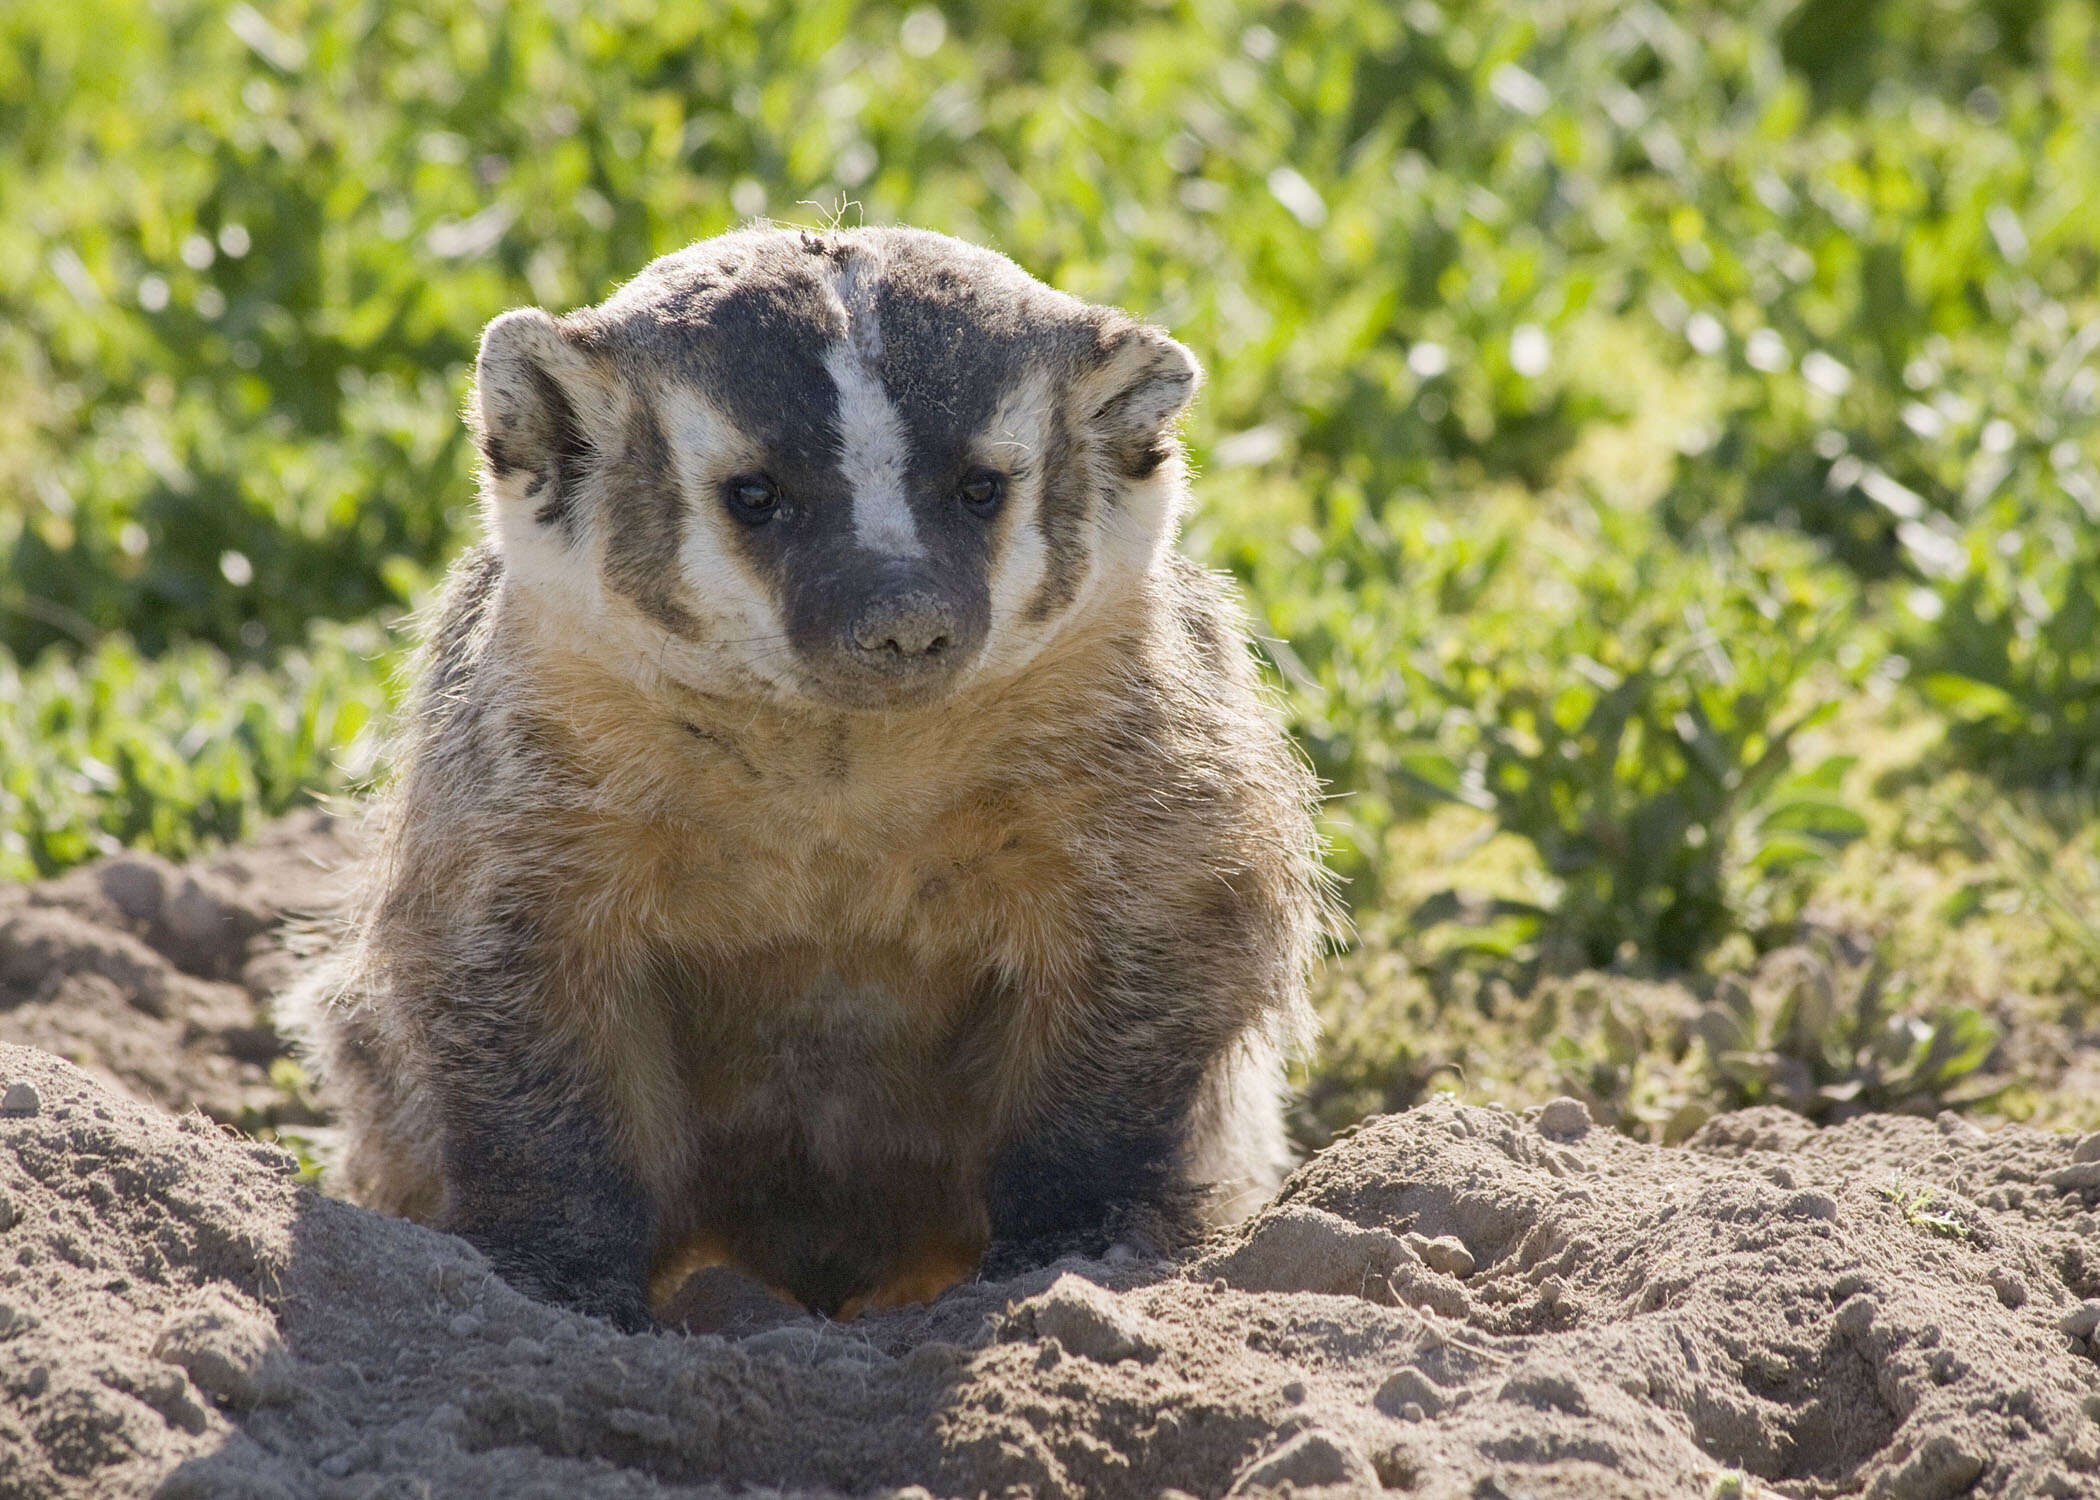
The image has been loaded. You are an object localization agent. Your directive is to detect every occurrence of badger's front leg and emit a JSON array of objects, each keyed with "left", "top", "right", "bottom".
[
  {"left": 983, "top": 1017, "right": 1217, "bottom": 1270},
  {"left": 985, "top": 1107, "right": 1204, "bottom": 1272},
  {"left": 983, "top": 906, "right": 1302, "bottom": 1272},
  {"left": 426, "top": 993, "right": 658, "bottom": 1332}
]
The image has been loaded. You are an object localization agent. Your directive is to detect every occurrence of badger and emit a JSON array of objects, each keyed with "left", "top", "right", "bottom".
[{"left": 286, "top": 224, "right": 1326, "bottom": 1329}]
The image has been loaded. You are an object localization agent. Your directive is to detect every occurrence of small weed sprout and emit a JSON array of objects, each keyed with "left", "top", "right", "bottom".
[{"left": 1880, "top": 1175, "right": 1971, "bottom": 1242}]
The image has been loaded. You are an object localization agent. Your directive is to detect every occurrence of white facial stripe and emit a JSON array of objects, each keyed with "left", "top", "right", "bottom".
[
  {"left": 652, "top": 385, "right": 801, "bottom": 691},
  {"left": 974, "top": 368, "right": 1057, "bottom": 678},
  {"left": 658, "top": 382, "right": 748, "bottom": 468},
  {"left": 825, "top": 342, "right": 924, "bottom": 559},
  {"left": 822, "top": 251, "right": 924, "bottom": 560},
  {"left": 675, "top": 503, "right": 801, "bottom": 691},
  {"left": 981, "top": 521, "right": 1048, "bottom": 678}
]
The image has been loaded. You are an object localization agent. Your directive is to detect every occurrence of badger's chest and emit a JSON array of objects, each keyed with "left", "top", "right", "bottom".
[
  {"left": 649, "top": 948, "right": 1005, "bottom": 1314},
  {"left": 636, "top": 842, "right": 1079, "bottom": 1313},
  {"left": 575, "top": 732, "right": 1096, "bottom": 1313}
]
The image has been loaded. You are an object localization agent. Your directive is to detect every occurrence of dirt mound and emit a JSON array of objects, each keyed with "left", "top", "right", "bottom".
[
  {"left": 2, "top": 830, "right": 2098, "bottom": 1497},
  {"left": 0, "top": 812, "right": 356, "bottom": 1130},
  {"left": 2, "top": 1039, "right": 2097, "bottom": 1499}
]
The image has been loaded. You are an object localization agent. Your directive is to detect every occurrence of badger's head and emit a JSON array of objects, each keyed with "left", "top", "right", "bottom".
[{"left": 471, "top": 225, "right": 1200, "bottom": 710}]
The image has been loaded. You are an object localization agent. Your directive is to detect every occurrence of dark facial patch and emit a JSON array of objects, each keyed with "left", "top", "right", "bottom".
[
  {"left": 866, "top": 247, "right": 1042, "bottom": 486},
  {"left": 602, "top": 404, "right": 702, "bottom": 637},
  {"left": 585, "top": 235, "right": 847, "bottom": 473},
  {"left": 1026, "top": 401, "right": 1089, "bottom": 622}
]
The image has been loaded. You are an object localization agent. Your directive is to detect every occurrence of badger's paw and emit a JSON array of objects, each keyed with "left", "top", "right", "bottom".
[{"left": 835, "top": 1233, "right": 983, "bottom": 1320}]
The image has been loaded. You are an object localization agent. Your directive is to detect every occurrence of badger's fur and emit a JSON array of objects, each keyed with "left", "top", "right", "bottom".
[{"left": 285, "top": 225, "right": 1326, "bottom": 1328}]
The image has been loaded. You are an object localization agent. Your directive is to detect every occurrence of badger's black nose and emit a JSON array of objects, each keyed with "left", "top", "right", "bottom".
[
  {"left": 849, "top": 591, "right": 958, "bottom": 667},
  {"left": 796, "top": 556, "right": 988, "bottom": 703}
]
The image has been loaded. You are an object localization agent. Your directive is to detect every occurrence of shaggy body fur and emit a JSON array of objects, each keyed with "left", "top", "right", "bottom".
[{"left": 287, "top": 226, "right": 1325, "bottom": 1327}]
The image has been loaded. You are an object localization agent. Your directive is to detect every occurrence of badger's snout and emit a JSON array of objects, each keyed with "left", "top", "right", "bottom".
[
  {"left": 791, "top": 557, "right": 988, "bottom": 705},
  {"left": 849, "top": 589, "right": 958, "bottom": 667}
]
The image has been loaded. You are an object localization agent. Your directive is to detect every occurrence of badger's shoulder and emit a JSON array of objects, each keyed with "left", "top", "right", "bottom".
[
  {"left": 381, "top": 541, "right": 602, "bottom": 857},
  {"left": 409, "top": 543, "right": 504, "bottom": 715},
  {"left": 1158, "top": 549, "right": 1265, "bottom": 687}
]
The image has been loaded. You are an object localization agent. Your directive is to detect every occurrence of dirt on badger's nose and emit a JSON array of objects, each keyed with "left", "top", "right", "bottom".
[{"left": 848, "top": 588, "right": 960, "bottom": 664}]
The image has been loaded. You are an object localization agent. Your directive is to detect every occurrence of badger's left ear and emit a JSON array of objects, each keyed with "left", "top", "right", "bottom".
[
  {"left": 472, "top": 307, "right": 619, "bottom": 536},
  {"left": 1083, "top": 322, "right": 1203, "bottom": 479}
]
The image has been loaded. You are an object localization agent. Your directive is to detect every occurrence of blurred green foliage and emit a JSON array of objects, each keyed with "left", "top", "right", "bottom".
[
  {"left": 5, "top": 0, "right": 2099, "bottom": 1127},
  {"left": 0, "top": 621, "right": 395, "bottom": 881},
  {"left": 1408, "top": 524, "right": 1865, "bottom": 968},
  {"left": 1695, "top": 946, "right": 2001, "bottom": 1119}
]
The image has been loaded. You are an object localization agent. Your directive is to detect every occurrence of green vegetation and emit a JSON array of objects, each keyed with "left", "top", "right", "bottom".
[
  {"left": 0, "top": 622, "right": 395, "bottom": 879},
  {"left": 1881, "top": 1175, "right": 1974, "bottom": 1242},
  {"left": 6, "top": 0, "right": 2097, "bottom": 1136}
]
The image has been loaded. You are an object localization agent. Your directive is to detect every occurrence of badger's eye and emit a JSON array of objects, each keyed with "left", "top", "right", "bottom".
[
  {"left": 958, "top": 470, "right": 1005, "bottom": 515},
  {"left": 725, "top": 474, "right": 779, "bottom": 524}
]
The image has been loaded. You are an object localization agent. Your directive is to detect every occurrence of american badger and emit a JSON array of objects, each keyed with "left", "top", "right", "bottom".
[{"left": 288, "top": 225, "right": 1325, "bottom": 1328}]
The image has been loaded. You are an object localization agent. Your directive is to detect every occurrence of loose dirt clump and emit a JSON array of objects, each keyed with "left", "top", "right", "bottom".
[
  {"left": 1, "top": 833, "right": 2098, "bottom": 1497},
  {"left": 0, "top": 812, "right": 354, "bottom": 1129}
]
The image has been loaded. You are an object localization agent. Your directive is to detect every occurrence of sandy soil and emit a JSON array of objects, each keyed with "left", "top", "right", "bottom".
[
  {"left": 2, "top": 828, "right": 2098, "bottom": 1499},
  {"left": 0, "top": 811, "right": 356, "bottom": 1131}
]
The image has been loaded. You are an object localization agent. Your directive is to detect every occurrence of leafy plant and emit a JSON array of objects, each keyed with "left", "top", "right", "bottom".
[
  {"left": 1962, "top": 792, "right": 2100, "bottom": 980},
  {"left": 1914, "top": 517, "right": 2100, "bottom": 783},
  {"left": 1880, "top": 1176, "right": 1974, "bottom": 1242},
  {"left": 0, "top": 621, "right": 397, "bottom": 882},
  {"left": 1696, "top": 945, "right": 2002, "bottom": 1119},
  {"left": 1405, "top": 521, "right": 1865, "bottom": 969}
]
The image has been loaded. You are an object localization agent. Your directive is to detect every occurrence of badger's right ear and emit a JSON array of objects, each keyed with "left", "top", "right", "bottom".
[
  {"left": 1080, "top": 321, "right": 1203, "bottom": 480},
  {"left": 472, "top": 308, "right": 614, "bottom": 535}
]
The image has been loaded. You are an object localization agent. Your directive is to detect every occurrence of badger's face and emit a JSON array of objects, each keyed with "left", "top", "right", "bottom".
[{"left": 471, "top": 226, "right": 1200, "bottom": 710}]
